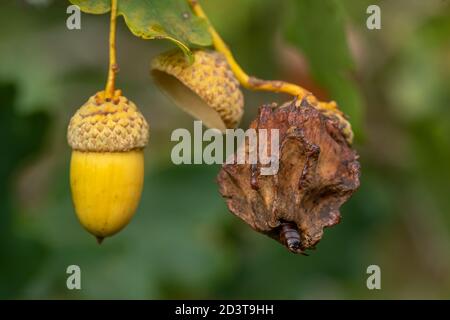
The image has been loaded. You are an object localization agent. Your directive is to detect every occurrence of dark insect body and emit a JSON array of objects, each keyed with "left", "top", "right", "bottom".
[{"left": 279, "top": 222, "right": 308, "bottom": 255}]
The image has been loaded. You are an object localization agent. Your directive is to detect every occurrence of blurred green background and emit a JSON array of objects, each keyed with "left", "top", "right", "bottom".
[{"left": 1, "top": 0, "right": 449, "bottom": 299}]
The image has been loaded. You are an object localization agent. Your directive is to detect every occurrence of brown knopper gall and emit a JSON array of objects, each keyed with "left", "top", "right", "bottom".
[{"left": 217, "top": 97, "right": 360, "bottom": 254}]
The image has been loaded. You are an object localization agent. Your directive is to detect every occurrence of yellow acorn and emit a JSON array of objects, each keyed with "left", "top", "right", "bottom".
[
  {"left": 67, "top": 90, "right": 149, "bottom": 243},
  {"left": 151, "top": 49, "right": 244, "bottom": 131}
]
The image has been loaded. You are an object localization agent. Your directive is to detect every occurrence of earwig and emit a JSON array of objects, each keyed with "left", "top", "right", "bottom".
[{"left": 279, "top": 222, "right": 308, "bottom": 255}]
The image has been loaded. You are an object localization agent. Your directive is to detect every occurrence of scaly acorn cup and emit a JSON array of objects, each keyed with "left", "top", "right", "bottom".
[
  {"left": 67, "top": 90, "right": 149, "bottom": 243},
  {"left": 151, "top": 49, "right": 244, "bottom": 132}
]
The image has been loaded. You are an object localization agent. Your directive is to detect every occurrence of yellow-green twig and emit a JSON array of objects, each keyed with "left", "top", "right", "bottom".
[
  {"left": 187, "top": 0, "right": 354, "bottom": 144},
  {"left": 105, "top": 0, "right": 118, "bottom": 99},
  {"left": 187, "top": 0, "right": 312, "bottom": 100}
]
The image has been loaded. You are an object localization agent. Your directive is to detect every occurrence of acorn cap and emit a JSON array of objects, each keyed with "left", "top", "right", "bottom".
[
  {"left": 151, "top": 50, "right": 244, "bottom": 132},
  {"left": 67, "top": 91, "right": 149, "bottom": 152}
]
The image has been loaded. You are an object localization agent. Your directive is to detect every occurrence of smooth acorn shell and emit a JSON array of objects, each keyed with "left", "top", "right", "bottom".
[{"left": 70, "top": 150, "right": 144, "bottom": 239}]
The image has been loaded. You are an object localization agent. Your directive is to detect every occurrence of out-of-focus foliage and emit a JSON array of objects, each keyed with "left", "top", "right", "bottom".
[
  {"left": 0, "top": 0, "right": 449, "bottom": 299},
  {"left": 284, "top": 0, "right": 365, "bottom": 139},
  {"left": 0, "top": 83, "right": 51, "bottom": 299}
]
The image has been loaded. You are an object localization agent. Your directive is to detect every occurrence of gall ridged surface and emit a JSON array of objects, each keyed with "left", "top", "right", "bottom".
[{"left": 217, "top": 98, "right": 360, "bottom": 254}]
